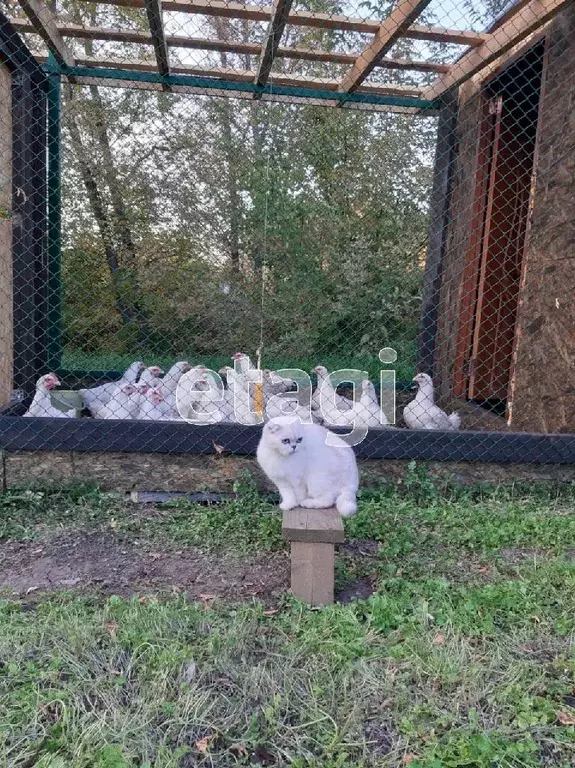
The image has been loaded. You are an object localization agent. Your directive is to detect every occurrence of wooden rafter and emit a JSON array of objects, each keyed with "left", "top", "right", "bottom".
[
  {"left": 339, "top": 0, "right": 433, "bottom": 94},
  {"left": 9, "top": 17, "right": 450, "bottom": 72},
  {"left": 425, "top": 0, "right": 573, "bottom": 100},
  {"left": 37, "top": 53, "right": 423, "bottom": 97},
  {"left": 17, "top": 0, "right": 74, "bottom": 67},
  {"left": 143, "top": 0, "right": 170, "bottom": 77},
  {"left": 256, "top": 0, "right": 294, "bottom": 87},
  {"left": 77, "top": 0, "right": 486, "bottom": 46}
]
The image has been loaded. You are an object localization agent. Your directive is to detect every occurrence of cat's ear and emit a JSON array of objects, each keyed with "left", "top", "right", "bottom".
[{"left": 266, "top": 421, "right": 282, "bottom": 434}]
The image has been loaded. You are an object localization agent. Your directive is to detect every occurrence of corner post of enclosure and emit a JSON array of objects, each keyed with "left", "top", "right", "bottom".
[
  {"left": 417, "top": 90, "right": 458, "bottom": 383},
  {"left": 46, "top": 55, "right": 62, "bottom": 372}
]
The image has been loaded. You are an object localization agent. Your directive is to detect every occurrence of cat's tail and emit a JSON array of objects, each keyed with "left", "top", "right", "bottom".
[{"left": 335, "top": 488, "right": 357, "bottom": 518}]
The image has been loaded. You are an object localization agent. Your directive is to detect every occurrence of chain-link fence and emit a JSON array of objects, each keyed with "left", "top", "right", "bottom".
[{"left": 0, "top": 0, "right": 574, "bottom": 464}]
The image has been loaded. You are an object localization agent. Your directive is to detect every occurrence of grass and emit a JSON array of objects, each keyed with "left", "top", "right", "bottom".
[
  {"left": 61, "top": 339, "right": 417, "bottom": 383},
  {"left": 1, "top": 474, "right": 575, "bottom": 766}
]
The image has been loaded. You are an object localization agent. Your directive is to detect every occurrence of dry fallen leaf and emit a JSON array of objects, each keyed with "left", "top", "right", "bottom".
[
  {"left": 105, "top": 622, "right": 119, "bottom": 639},
  {"left": 403, "top": 755, "right": 418, "bottom": 766},
  {"left": 213, "top": 441, "right": 230, "bottom": 457},
  {"left": 557, "top": 711, "right": 575, "bottom": 725},
  {"left": 433, "top": 634, "right": 446, "bottom": 645},
  {"left": 230, "top": 743, "right": 248, "bottom": 757},
  {"left": 195, "top": 735, "right": 215, "bottom": 753},
  {"left": 25, "top": 586, "right": 39, "bottom": 596},
  {"left": 263, "top": 609, "right": 279, "bottom": 616}
]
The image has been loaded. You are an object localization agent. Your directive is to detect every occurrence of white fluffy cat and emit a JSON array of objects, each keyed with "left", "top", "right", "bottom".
[{"left": 256, "top": 416, "right": 359, "bottom": 517}]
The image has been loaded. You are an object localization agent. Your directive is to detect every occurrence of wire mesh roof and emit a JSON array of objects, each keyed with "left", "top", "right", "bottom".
[{"left": 4, "top": 0, "right": 573, "bottom": 109}]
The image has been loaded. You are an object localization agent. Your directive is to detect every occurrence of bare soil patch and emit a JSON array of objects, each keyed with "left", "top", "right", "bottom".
[{"left": 0, "top": 530, "right": 290, "bottom": 602}]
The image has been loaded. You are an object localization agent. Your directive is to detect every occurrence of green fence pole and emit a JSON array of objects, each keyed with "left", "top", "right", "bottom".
[{"left": 47, "top": 63, "right": 62, "bottom": 372}]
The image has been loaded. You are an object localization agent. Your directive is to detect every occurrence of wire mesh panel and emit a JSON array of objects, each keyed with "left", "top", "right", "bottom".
[{"left": 0, "top": 0, "right": 574, "bottom": 463}]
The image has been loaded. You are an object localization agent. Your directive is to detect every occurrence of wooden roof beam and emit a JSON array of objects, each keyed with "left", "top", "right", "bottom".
[
  {"left": 9, "top": 17, "right": 450, "bottom": 72},
  {"left": 256, "top": 0, "right": 294, "bottom": 88},
  {"left": 339, "top": 0, "right": 433, "bottom": 94},
  {"left": 425, "top": 0, "right": 572, "bottom": 100},
  {"left": 75, "top": 0, "right": 487, "bottom": 46},
  {"left": 144, "top": 0, "right": 170, "bottom": 77},
  {"left": 17, "top": 0, "right": 74, "bottom": 67}
]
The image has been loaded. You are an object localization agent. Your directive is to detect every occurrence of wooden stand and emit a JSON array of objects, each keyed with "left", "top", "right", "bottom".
[{"left": 282, "top": 507, "right": 344, "bottom": 607}]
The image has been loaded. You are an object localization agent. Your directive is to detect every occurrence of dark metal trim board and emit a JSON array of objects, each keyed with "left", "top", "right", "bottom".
[{"left": 1, "top": 417, "right": 575, "bottom": 463}]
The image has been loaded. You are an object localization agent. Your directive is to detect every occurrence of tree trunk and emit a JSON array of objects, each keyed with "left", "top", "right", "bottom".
[
  {"left": 212, "top": 18, "right": 242, "bottom": 276},
  {"left": 64, "top": 87, "right": 135, "bottom": 326}
]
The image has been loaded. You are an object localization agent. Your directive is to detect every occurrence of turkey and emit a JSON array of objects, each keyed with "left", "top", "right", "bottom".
[
  {"left": 222, "top": 365, "right": 259, "bottom": 424},
  {"left": 403, "top": 373, "right": 461, "bottom": 431},
  {"left": 162, "top": 361, "right": 191, "bottom": 393},
  {"left": 185, "top": 375, "right": 232, "bottom": 424},
  {"left": 82, "top": 360, "right": 145, "bottom": 413},
  {"left": 137, "top": 383, "right": 174, "bottom": 421},
  {"left": 95, "top": 383, "right": 141, "bottom": 420},
  {"left": 311, "top": 365, "right": 354, "bottom": 425},
  {"left": 138, "top": 365, "right": 164, "bottom": 389},
  {"left": 174, "top": 365, "right": 212, "bottom": 420},
  {"left": 354, "top": 380, "right": 388, "bottom": 428},
  {"left": 24, "top": 374, "right": 76, "bottom": 418},
  {"left": 231, "top": 353, "right": 295, "bottom": 392},
  {"left": 264, "top": 393, "right": 319, "bottom": 423}
]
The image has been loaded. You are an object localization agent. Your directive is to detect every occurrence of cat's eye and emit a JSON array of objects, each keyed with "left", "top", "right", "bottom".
[
  {"left": 296, "top": 438, "right": 303, "bottom": 443},
  {"left": 281, "top": 438, "right": 290, "bottom": 444}
]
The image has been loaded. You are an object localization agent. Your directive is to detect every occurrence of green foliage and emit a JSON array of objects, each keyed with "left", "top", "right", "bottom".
[{"left": 61, "top": 74, "right": 436, "bottom": 369}]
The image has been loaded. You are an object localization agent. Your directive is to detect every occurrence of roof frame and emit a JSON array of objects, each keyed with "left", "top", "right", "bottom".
[
  {"left": 425, "top": 0, "right": 572, "bottom": 99},
  {"left": 9, "top": 16, "right": 450, "bottom": 72},
  {"left": 11, "top": 0, "right": 563, "bottom": 109},
  {"left": 76, "top": 0, "right": 488, "bottom": 46},
  {"left": 17, "top": 0, "right": 74, "bottom": 67},
  {"left": 143, "top": 0, "right": 170, "bottom": 77},
  {"left": 256, "top": 0, "right": 293, "bottom": 88},
  {"left": 339, "top": 0, "right": 433, "bottom": 94}
]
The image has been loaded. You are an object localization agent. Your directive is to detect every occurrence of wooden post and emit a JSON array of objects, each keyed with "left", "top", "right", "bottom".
[
  {"left": 282, "top": 507, "right": 344, "bottom": 607},
  {"left": 0, "top": 62, "right": 12, "bottom": 409}
]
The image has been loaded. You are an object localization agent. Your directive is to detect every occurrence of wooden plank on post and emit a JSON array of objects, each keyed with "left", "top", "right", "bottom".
[
  {"left": 282, "top": 506, "right": 343, "bottom": 606},
  {"left": 282, "top": 507, "right": 344, "bottom": 544},
  {"left": 255, "top": 0, "right": 294, "bottom": 88},
  {"left": 17, "top": 0, "right": 74, "bottom": 67},
  {"left": 339, "top": 0, "right": 433, "bottom": 94},
  {"left": 424, "top": 0, "right": 572, "bottom": 100},
  {"left": 144, "top": 0, "right": 170, "bottom": 78}
]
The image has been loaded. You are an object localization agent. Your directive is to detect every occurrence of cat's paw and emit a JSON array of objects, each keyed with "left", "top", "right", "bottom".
[
  {"left": 300, "top": 498, "right": 327, "bottom": 509},
  {"left": 280, "top": 500, "right": 297, "bottom": 511}
]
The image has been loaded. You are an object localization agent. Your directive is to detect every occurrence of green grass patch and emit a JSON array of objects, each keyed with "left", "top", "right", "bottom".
[
  {"left": 61, "top": 339, "right": 417, "bottom": 382},
  {"left": 1, "top": 475, "right": 575, "bottom": 766}
]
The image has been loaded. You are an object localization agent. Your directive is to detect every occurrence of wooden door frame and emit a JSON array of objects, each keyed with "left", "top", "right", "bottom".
[
  {"left": 452, "top": 94, "right": 501, "bottom": 397},
  {"left": 468, "top": 95, "right": 504, "bottom": 399}
]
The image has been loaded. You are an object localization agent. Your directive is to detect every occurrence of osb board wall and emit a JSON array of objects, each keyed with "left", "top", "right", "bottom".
[
  {"left": 433, "top": 81, "right": 483, "bottom": 401},
  {"left": 0, "top": 63, "right": 12, "bottom": 409},
  {"left": 508, "top": 6, "right": 575, "bottom": 433},
  {"left": 2, "top": 450, "right": 575, "bottom": 492}
]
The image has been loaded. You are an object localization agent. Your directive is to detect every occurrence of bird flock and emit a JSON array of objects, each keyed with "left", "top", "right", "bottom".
[{"left": 23, "top": 353, "right": 461, "bottom": 431}]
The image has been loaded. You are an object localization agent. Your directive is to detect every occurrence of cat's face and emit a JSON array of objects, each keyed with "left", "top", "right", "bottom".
[{"left": 264, "top": 418, "right": 304, "bottom": 456}]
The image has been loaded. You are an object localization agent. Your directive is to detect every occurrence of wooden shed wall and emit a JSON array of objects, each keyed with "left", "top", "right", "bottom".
[
  {"left": 433, "top": 7, "right": 575, "bottom": 432},
  {"left": 508, "top": 5, "right": 575, "bottom": 433},
  {"left": 0, "top": 61, "right": 12, "bottom": 408}
]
